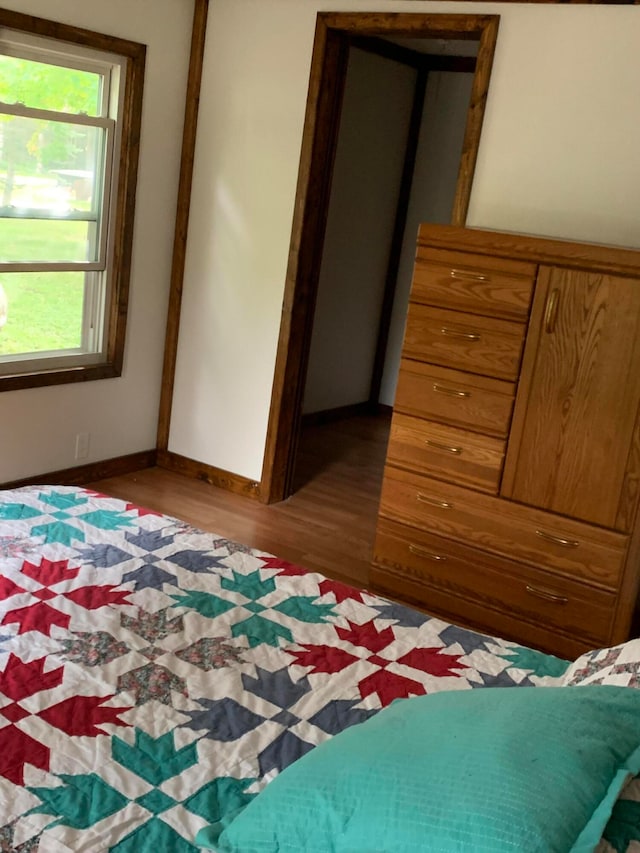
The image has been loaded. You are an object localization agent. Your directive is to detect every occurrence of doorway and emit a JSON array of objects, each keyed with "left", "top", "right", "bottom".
[{"left": 260, "top": 12, "right": 500, "bottom": 504}]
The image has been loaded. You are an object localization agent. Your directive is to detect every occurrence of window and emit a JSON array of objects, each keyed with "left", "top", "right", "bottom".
[{"left": 0, "top": 9, "right": 145, "bottom": 390}]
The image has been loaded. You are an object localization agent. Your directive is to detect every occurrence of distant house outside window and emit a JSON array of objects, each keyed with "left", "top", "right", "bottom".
[{"left": 0, "top": 10, "right": 145, "bottom": 391}]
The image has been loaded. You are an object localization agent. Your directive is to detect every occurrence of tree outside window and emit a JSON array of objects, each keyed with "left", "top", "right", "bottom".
[{"left": 0, "top": 10, "right": 145, "bottom": 391}]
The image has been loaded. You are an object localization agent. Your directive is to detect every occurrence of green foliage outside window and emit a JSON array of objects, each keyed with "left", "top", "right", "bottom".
[
  {"left": 0, "top": 56, "right": 101, "bottom": 206},
  {"left": 0, "top": 57, "right": 103, "bottom": 355}
]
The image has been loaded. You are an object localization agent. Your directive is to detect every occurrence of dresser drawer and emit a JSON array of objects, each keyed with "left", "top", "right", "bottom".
[
  {"left": 372, "top": 518, "right": 615, "bottom": 646},
  {"left": 394, "top": 360, "right": 515, "bottom": 438},
  {"left": 387, "top": 413, "right": 505, "bottom": 493},
  {"left": 411, "top": 247, "right": 536, "bottom": 321},
  {"left": 403, "top": 304, "right": 526, "bottom": 381},
  {"left": 379, "top": 467, "right": 627, "bottom": 590}
]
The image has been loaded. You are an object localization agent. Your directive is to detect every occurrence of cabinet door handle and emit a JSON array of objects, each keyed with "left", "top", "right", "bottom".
[
  {"left": 450, "top": 269, "right": 489, "bottom": 282},
  {"left": 409, "top": 544, "right": 447, "bottom": 561},
  {"left": 535, "top": 529, "right": 579, "bottom": 548},
  {"left": 432, "top": 383, "right": 470, "bottom": 398},
  {"left": 525, "top": 584, "right": 569, "bottom": 605},
  {"left": 544, "top": 288, "right": 560, "bottom": 333},
  {"left": 441, "top": 327, "right": 481, "bottom": 341},
  {"left": 424, "top": 439, "right": 463, "bottom": 455},
  {"left": 416, "top": 493, "right": 452, "bottom": 509}
]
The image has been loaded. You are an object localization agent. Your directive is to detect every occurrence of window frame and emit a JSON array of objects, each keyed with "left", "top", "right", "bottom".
[{"left": 0, "top": 8, "right": 145, "bottom": 392}]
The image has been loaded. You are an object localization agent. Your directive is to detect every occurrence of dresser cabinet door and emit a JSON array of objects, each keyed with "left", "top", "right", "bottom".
[{"left": 502, "top": 266, "right": 640, "bottom": 531}]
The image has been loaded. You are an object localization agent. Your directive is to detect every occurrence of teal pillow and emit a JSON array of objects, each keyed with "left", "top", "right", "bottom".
[{"left": 196, "top": 686, "right": 640, "bottom": 852}]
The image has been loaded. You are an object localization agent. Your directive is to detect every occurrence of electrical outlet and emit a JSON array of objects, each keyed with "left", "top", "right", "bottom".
[{"left": 75, "top": 432, "right": 90, "bottom": 460}]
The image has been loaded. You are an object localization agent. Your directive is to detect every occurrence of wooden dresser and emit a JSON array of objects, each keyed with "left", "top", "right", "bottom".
[{"left": 371, "top": 224, "right": 640, "bottom": 659}]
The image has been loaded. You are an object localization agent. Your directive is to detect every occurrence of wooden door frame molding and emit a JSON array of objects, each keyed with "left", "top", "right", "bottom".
[
  {"left": 157, "top": 0, "right": 209, "bottom": 452},
  {"left": 259, "top": 11, "right": 500, "bottom": 504}
]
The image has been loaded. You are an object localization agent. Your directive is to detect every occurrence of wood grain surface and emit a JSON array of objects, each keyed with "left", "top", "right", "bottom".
[
  {"left": 372, "top": 517, "right": 615, "bottom": 646},
  {"left": 394, "top": 359, "right": 516, "bottom": 437},
  {"left": 387, "top": 413, "right": 505, "bottom": 493},
  {"left": 505, "top": 266, "right": 640, "bottom": 530},
  {"left": 403, "top": 304, "right": 527, "bottom": 380},
  {"left": 378, "top": 466, "right": 627, "bottom": 590},
  {"left": 412, "top": 247, "right": 535, "bottom": 320}
]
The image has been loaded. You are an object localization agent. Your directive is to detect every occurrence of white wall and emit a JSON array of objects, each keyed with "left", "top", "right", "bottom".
[
  {"left": 169, "top": 0, "right": 640, "bottom": 483},
  {"left": 302, "top": 48, "right": 415, "bottom": 415},
  {"left": 379, "top": 70, "right": 475, "bottom": 406},
  {"left": 467, "top": 13, "right": 640, "bottom": 243},
  {"left": 0, "top": 0, "right": 193, "bottom": 482}
]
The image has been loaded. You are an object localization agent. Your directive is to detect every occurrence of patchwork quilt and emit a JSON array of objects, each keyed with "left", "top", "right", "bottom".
[{"left": 0, "top": 485, "right": 636, "bottom": 851}]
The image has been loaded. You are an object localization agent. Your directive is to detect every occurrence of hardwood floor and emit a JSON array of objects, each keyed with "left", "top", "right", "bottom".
[{"left": 88, "top": 413, "right": 391, "bottom": 589}]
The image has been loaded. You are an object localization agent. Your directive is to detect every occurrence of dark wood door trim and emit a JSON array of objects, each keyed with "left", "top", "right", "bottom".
[
  {"left": 258, "top": 16, "right": 350, "bottom": 502},
  {"left": 157, "top": 0, "right": 210, "bottom": 451},
  {"left": 453, "top": 16, "right": 499, "bottom": 226},
  {"left": 259, "top": 12, "right": 500, "bottom": 504}
]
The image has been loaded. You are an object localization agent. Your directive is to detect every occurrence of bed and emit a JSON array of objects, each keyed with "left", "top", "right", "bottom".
[{"left": 0, "top": 485, "right": 639, "bottom": 851}]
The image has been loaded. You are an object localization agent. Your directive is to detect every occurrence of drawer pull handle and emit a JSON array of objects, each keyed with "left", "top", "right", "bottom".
[
  {"left": 417, "top": 493, "right": 451, "bottom": 509},
  {"left": 409, "top": 544, "right": 447, "bottom": 561},
  {"left": 450, "top": 269, "right": 489, "bottom": 282},
  {"left": 441, "top": 327, "right": 481, "bottom": 341},
  {"left": 432, "top": 383, "right": 470, "bottom": 398},
  {"left": 424, "top": 439, "right": 463, "bottom": 455},
  {"left": 544, "top": 288, "right": 560, "bottom": 334},
  {"left": 535, "top": 529, "right": 579, "bottom": 548},
  {"left": 525, "top": 584, "right": 569, "bottom": 605}
]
